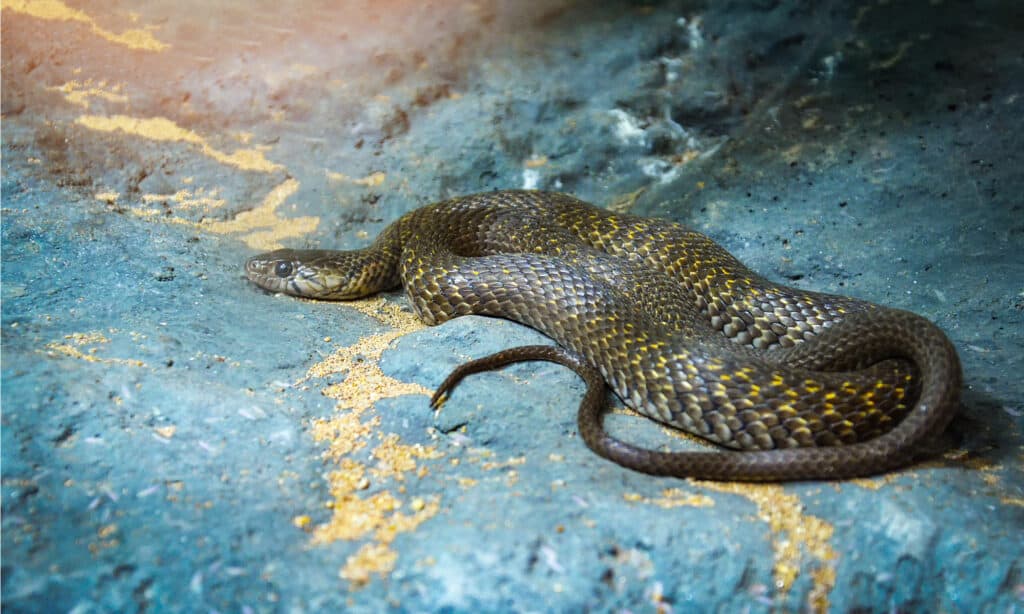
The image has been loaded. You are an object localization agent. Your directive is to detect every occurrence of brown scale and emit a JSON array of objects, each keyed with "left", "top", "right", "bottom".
[{"left": 245, "top": 190, "right": 959, "bottom": 481}]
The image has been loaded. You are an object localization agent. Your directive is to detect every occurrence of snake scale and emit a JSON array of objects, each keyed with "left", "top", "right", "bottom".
[{"left": 245, "top": 190, "right": 961, "bottom": 481}]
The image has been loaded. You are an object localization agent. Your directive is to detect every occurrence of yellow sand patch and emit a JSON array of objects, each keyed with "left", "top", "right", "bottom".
[
  {"left": 142, "top": 188, "right": 226, "bottom": 211},
  {"left": 344, "top": 296, "right": 423, "bottom": 330},
  {"left": 76, "top": 115, "right": 282, "bottom": 172},
  {"left": 850, "top": 473, "right": 901, "bottom": 490},
  {"left": 51, "top": 80, "right": 128, "bottom": 109},
  {"left": 622, "top": 487, "right": 715, "bottom": 509},
  {"left": 109, "top": 179, "right": 313, "bottom": 251},
  {"left": 309, "top": 331, "right": 432, "bottom": 412},
  {"left": 339, "top": 543, "right": 398, "bottom": 587},
  {"left": 372, "top": 433, "right": 444, "bottom": 481},
  {"left": 196, "top": 178, "right": 317, "bottom": 250},
  {"left": 480, "top": 456, "right": 526, "bottom": 471},
  {"left": 326, "top": 171, "right": 387, "bottom": 187},
  {"left": 94, "top": 191, "right": 120, "bottom": 202},
  {"left": 298, "top": 299, "right": 443, "bottom": 588},
  {"left": 315, "top": 489, "right": 402, "bottom": 543},
  {"left": 5, "top": 0, "right": 168, "bottom": 51},
  {"left": 43, "top": 330, "right": 146, "bottom": 368},
  {"left": 311, "top": 412, "right": 379, "bottom": 460},
  {"left": 698, "top": 482, "right": 837, "bottom": 613}
]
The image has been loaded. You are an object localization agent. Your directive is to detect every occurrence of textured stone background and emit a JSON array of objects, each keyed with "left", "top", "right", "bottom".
[{"left": 2, "top": 0, "right": 1022, "bottom": 612}]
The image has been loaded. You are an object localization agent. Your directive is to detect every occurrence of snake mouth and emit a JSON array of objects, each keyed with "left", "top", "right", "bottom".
[{"left": 245, "top": 272, "right": 286, "bottom": 294}]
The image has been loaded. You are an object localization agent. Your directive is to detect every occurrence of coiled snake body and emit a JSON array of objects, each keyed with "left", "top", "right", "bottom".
[{"left": 245, "top": 190, "right": 960, "bottom": 481}]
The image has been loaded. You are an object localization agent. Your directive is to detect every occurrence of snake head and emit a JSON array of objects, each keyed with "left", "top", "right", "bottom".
[{"left": 245, "top": 248, "right": 378, "bottom": 299}]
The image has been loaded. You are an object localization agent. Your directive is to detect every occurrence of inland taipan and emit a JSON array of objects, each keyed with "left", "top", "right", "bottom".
[{"left": 245, "top": 190, "right": 961, "bottom": 481}]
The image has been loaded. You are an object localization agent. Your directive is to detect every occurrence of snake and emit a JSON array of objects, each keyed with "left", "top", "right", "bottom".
[{"left": 245, "top": 190, "right": 961, "bottom": 481}]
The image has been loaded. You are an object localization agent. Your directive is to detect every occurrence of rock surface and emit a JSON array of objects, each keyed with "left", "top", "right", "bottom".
[{"left": 2, "top": 1, "right": 1022, "bottom": 612}]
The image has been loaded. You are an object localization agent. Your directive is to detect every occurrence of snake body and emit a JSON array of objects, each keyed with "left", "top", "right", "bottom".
[{"left": 245, "top": 190, "right": 961, "bottom": 481}]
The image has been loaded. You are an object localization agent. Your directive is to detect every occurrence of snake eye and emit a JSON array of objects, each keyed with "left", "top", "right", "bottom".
[{"left": 274, "top": 261, "right": 294, "bottom": 278}]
